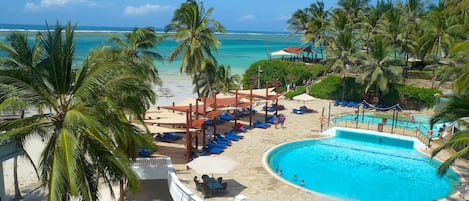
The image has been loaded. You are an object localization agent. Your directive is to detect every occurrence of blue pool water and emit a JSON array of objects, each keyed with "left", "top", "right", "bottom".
[
  {"left": 267, "top": 129, "right": 458, "bottom": 201},
  {"left": 334, "top": 114, "right": 446, "bottom": 137}
]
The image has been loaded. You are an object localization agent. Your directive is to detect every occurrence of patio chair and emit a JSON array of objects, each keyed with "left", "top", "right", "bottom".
[{"left": 219, "top": 113, "right": 235, "bottom": 121}]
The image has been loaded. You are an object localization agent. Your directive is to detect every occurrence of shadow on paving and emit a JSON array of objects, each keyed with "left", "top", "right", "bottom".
[{"left": 126, "top": 179, "right": 173, "bottom": 201}]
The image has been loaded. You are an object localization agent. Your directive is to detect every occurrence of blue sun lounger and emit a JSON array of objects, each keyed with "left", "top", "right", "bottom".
[
  {"left": 219, "top": 113, "right": 235, "bottom": 121},
  {"left": 224, "top": 131, "right": 244, "bottom": 140},
  {"left": 292, "top": 108, "right": 305, "bottom": 114},
  {"left": 334, "top": 100, "right": 341, "bottom": 106},
  {"left": 253, "top": 120, "right": 269, "bottom": 128}
]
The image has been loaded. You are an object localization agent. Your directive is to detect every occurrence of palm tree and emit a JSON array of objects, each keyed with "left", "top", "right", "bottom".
[
  {"left": 304, "top": 1, "right": 330, "bottom": 60},
  {"left": 430, "top": 81, "right": 469, "bottom": 176},
  {"left": 355, "top": 36, "right": 402, "bottom": 99},
  {"left": 214, "top": 65, "right": 240, "bottom": 93},
  {"left": 165, "top": 0, "right": 225, "bottom": 97},
  {"left": 326, "top": 9, "right": 358, "bottom": 101},
  {"left": 337, "top": 0, "right": 370, "bottom": 25},
  {"left": 0, "top": 22, "right": 155, "bottom": 201},
  {"left": 0, "top": 32, "right": 41, "bottom": 201},
  {"left": 109, "top": 27, "right": 162, "bottom": 84},
  {"left": 378, "top": 6, "right": 405, "bottom": 59},
  {"left": 358, "top": 0, "right": 392, "bottom": 54}
]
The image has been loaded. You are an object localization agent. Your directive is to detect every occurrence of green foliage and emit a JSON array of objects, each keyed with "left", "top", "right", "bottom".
[
  {"left": 390, "top": 84, "right": 440, "bottom": 109},
  {"left": 241, "top": 60, "right": 326, "bottom": 89},
  {"left": 310, "top": 75, "right": 365, "bottom": 101},
  {"left": 283, "top": 86, "right": 306, "bottom": 99},
  {"left": 308, "top": 75, "right": 439, "bottom": 109}
]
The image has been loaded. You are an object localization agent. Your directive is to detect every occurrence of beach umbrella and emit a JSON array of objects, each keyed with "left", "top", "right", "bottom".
[
  {"left": 293, "top": 93, "right": 315, "bottom": 106},
  {"left": 187, "top": 155, "right": 238, "bottom": 175}
]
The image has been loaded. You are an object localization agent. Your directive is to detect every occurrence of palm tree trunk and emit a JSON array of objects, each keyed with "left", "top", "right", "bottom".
[
  {"left": 13, "top": 110, "right": 26, "bottom": 201},
  {"left": 119, "top": 180, "right": 124, "bottom": 201},
  {"left": 13, "top": 157, "right": 22, "bottom": 201}
]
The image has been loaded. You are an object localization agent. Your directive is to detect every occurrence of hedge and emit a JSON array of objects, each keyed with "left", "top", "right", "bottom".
[
  {"left": 286, "top": 75, "right": 439, "bottom": 110},
  {"left": 241, "top": 60, "right": 326, "bottom": 90}
]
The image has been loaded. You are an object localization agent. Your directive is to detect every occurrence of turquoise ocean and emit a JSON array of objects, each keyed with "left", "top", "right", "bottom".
[{"left": 0, "top": 24, "right": 306, "bottom": 105}]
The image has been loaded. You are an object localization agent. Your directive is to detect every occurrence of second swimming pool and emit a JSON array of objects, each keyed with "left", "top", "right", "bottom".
[{"left": 266, "top": 128, "right": 458, "bottom": 201}]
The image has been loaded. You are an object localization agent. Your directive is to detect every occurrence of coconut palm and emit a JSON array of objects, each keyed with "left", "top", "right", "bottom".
[
  {"left": 303, "top": 1, "right": 330, "bottom": 60},
  {"left": 326, "top": 9, "right": 359, "bottom": 101},
  {"left": 357, "top": 0, "right": 392, "bottom": 54},
  {"left": 0, "top": 22, "right": 155, "bottom": 201},
  {"left": 214, "top": 65, "right": 240, "bottom": 93},
  {"left": 108, "top": 27, "right": 162, "bottom": 84},
  {"left": 430, "top": 87, "right": 469, "bottom": 176},
  {"left": 165, "top": 0, "right": 225, "bottom": 97},
  {"left": 355, "top": 36, "right": 402, "bottom": 97},
  {"left": 337, "top": 0, "right": 370, "bottom": 25},
  {"left": 0, "top": 32, "right": 42, "bottom": 201}
]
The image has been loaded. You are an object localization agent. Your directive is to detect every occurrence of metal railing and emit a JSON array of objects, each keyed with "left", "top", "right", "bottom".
[{"left": 330, "top": 113, "right": 432, "bottom": 147}]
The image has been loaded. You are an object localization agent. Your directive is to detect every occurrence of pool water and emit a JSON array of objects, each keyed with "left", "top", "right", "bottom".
[
  {"left": 334, "top": 114, "right": 446, "bottom": 137},
  {"left": 267, "top": 129, "right": 458, "bottom": 201}
]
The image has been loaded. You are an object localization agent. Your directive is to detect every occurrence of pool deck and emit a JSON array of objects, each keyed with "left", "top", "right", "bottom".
[{"left": 153, "top": 98, "right": 468, "bottom": 201}]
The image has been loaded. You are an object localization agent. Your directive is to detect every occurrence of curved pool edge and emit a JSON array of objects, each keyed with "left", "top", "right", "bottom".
[
  {"left": 261, "top": 135, "right": 341, "bottom": 201},
  {"left": 263, "top": 127, "right": 464, "bottom": 201}
]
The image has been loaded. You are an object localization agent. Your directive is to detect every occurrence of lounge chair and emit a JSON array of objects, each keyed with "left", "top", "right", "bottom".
[
  {"left": 341, "top": 101, "right": 348, "bottom": 107},
  {"left": 292, "top": 108, "right": 305, "bottom": 114},
  {"left": 224, "top": 131, "right": 244, "bottom": 140},
  {"left": 208, "top": 140, "right": 228, "bottom": 148},
  {"left": 334, "top": 100, "right": 341, "bottom": 106},
  {"left": 219, "top": 113, "right": 235, "bottom": 121},
  {"left": 253, "top": 120, "right": 269, "bottom": 128},
  {"left": 163, "top": 132, "right": 183, "bottom": 140},
  {"left": 347, "top": 101, "right": 355, "bottom": 107},
  {"left": 363, "top": 102, "right": 370, "bottom": 109},
  {"left": 233, "top": 124, "right": 248, "bottom": 132},
  {"left": 215, "top": 134, "right": 233, "bottom": 145},
  {"left": 137, "top": 148, "right": 152, "bottom": 157},
  {"left": 202, "top": 145, "right": 224, "bottom": 154},
  {"left": 155, "top": 134, "right": 174, "bottom": 142}
]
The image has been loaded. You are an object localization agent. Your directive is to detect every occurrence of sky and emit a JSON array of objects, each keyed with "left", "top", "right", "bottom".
[{"left": 0, "top": 0, "right": 340, "bottom": 32}]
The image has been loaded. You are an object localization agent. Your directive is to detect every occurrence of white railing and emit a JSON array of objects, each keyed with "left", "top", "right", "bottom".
[{"left": 132, "top": 157, "right": 202, "bottom": 201}]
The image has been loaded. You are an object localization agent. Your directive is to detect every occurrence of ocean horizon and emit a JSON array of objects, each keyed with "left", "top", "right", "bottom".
[{"left": 0, "top": 23, "right": 309, "bottom": 105}]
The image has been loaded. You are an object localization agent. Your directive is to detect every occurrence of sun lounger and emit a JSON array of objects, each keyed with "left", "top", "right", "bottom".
[
  {"left": 341, "top": 101, "right": 348, "bottom": 107},
  {"left": 334, "top": 100, "right": 341, "bottom": 106},
  {"left": 253, "top": 120, "right": 269, "bottom": 128},
  {"left": 163, "top": 132, "right": 183, "bottom": 140},
  {"left": 208, "top": 140, "right": 228, "bottom": 148},
  {"left": 155, "top": 134, "right": 175, "bottom": 142},
  {"left": 224, "top": 131, "right": 243, "bottom": 140},
  {"left": 215, "top": 134, "right": 233, "bottom": 145},
  {"left": 137, "top": 148, "right": 152, "bottom": 157},
  {"left": 202, "top": 145, "right": 224, "bottom": 154},
  {"left": 219, "top": 113, "right": 235, "bottom": 121},
  {"left": 292, "top": 108, "right": 305, "bottom": 114}
]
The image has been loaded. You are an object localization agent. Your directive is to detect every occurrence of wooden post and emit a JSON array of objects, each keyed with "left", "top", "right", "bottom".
[
  {"left": 213, "top": 92, "right": 217, "bottom": 139},
  {"left": 185, "top": 109, "right": 190, "bottom": 162},
  {"left": 265, "top": 81, "right": 269, "bottom": 122},
  {"left": 234, "top": 89, "right": 238, "bottom": 128},
  {"left": 249, "top": 86, "right": 253, "bottom": 127}
]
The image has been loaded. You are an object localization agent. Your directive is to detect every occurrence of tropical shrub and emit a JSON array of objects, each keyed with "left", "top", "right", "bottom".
[
  {"left": 307, "top": 75, "right": 439, "bottom": 109},
  {"left": 241, "top": 60, "right": 326, "bottom": 89}
]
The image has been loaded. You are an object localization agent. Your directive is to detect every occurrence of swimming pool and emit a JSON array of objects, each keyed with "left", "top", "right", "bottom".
[
  {"left": 266, "top": 128, "right": 459, "bottom": 201},
  {"left": 334, "top": 113, "right": 446, "bottom": 137}
]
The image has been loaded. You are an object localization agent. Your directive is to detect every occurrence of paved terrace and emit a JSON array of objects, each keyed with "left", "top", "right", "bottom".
[{"left": 153, "top": 98, "right": 468, "bottom": 201}]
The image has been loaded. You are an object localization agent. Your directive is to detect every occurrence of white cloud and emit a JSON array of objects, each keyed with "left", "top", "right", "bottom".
[
  {"left": 240, "top": 14, "right": 255, "bottom": 21},
  {"left": 25, "top": 0, "right": 95, "bottom": 11},
  {"left": 124, "top": 4, "right": 173, "bottom": 16}
]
